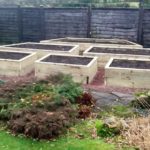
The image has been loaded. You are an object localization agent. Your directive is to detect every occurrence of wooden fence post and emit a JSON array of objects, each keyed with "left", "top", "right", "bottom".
[
  {"left": 39, "top": 6, "right": 45, "bottom": 41},
  {"left": 87, "top": 5, "right": 92, "bottom": 38},
  {"left": 17, "top": 5, "right": 23, "bottom": 42},
  {"left": 137, "top": 0, "right": 144, "bottom": 44}
]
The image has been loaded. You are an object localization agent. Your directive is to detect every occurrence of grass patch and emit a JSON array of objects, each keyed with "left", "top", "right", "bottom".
[
  {"left": 99, "top": 105, "right": 136, "bottom": 118},
  {"left": 0, "top": 130, "right": 116, "bottom": 150}
]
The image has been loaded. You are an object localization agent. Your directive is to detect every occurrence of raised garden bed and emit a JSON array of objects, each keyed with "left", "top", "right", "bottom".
[
  {"left": 105, "top": 58, "right": 150, "bottom": 89},
  {"left": 3, "top": 42, "right": 79, "bottom": 58},
  {"left": 35, "top": 54, "right": 98, "bottom": 84},
  {"left": 83, "top": 46, "right": 150, "bottom": 67},
  {"left": 40, "top": 37, "right": 142, "bottom": 54},
  {"left": 0, "top": 50, "right": 36, "bottom": 76}
]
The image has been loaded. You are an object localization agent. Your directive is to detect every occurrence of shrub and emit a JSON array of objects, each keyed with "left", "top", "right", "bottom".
[
  {"left": 8, "top": 104, "right": 77, "bottom": 139},
  {"left": 0, "top": 99, "right": 14, "bottom": 121},
  {"left": 96, "top": 117, "right": 122, "bottom": 138},
  {"left": 76, "top": 92, "right": 95, "bottom": 107},
  {"left": 0, "top": 108, "right": 11, "bottom": 120},
  {"left": 78, "top": 105, "right": 91, "bottom": 119},
  {"left": 55, "top": 76, "right": 83, "bottom": 103},
  {"left": 33, "top": 84, "right": 45, "bottom": 93}
]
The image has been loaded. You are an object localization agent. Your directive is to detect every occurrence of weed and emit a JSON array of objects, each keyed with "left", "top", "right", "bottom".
[
  {"left": 111, "top": 105, "right": 136, "bottom": 118},
  {"left": 96, "top": 118, "right": 121, "bottom": 138},
  {"left": 99, "top": 105, "right": 136, "bottom": 118},
  {"left": 132, "top": 91, "right": 150, "bottom": 109}
]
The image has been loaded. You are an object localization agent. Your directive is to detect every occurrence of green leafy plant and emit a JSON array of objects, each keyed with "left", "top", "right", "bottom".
[
  {"left": 0, "top": 108, "right": 11, "bottom": 120},
  {"left": 55, "top": 76, "right": 83, "bottom": 103},
  {"left": 33, "top": 84, "right": 44, "bottom": 93},
  {"left": 95, "top": 119, "right": 120, "bottom": 138},
  {"left": 0, "top": 80, "right": 5, "bottom": 86}
]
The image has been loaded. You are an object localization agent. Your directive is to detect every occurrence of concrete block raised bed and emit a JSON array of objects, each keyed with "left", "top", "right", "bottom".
[
  {"left": 83, "top": 46, "right": 150, "bottom": 67},
  {"left": 0, "top": 50, "right": 36, "bottom": 76},
  {"left": 105, "top": 58, "right": 150, "bottom": 89},
  {"left": 35, "top": 54, "right": 98, "bottom": 84},
  {"left": 40, "top": 37, "right": 142, "bottom": 54},
  {"left": 2, "top": 42, "right": 79, "bottom": 58}
]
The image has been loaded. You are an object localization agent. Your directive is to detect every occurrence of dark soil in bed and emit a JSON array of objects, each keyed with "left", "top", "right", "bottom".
[
  {"left": 110, "top": 59, "right": 150, "bottom": 69},
  {"left": 60, "top": 39, "right": 134, "bottom": 45},
  {"left": 42, "top": 55, "right": 93, "bottom": 65},
  {"left": 89, "top": 47, "right": 150, "bottom": 56},
  {"left": 8, "top": 43, "right": 73, "bottom": 51},
  {"left": 0, "top": 51, "right": 29, "bottom": 60}
]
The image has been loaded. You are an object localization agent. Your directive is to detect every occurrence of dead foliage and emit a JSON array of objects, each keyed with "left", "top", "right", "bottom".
[
  {"left": 76, "top": 92, "right": 95, "bottom": 107},
  {"left": 8, "top": 104, "right": 77, "bottom": 139},
  {"left": 122, "top": 117, "right": 150, "bottom": 150},
  {"left": 78, "top": 105, "right": 91, "bottom": 119},
  {"left": 76, "top": 92, "right": 96, "bottom": 119}
]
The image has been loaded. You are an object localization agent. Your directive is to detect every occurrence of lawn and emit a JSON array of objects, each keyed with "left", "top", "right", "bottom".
[{"left": 0, "top": 130, "right": 116, "bottom": 150}]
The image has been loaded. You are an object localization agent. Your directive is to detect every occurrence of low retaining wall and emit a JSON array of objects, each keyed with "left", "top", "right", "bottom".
[
  {"left": 35, "top": 54, "right": 98, "bottom": 84},
  {"left": 2, "top": 42, "right": 79, "bottom": 58},
  {"left": 105, "top": 58, "right": 150, "bottom": 89},
  {"left": 83, "top": 46, "right": 150, "bottom": 67},
  {"left": 0, "top": 50, "right": 36, "bottom": 76},
  {"left": 40, "top": 37, "right": 142, "bottom": 54}
]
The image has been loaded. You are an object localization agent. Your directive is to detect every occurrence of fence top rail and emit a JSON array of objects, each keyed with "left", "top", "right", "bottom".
[{"left": 0, "top": 6, "right": 145, "bottom": 11}]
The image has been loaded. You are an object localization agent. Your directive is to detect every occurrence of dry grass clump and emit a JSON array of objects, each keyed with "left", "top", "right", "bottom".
[{"left": 122, "top": 117, "right": 150, "bottom": 150}]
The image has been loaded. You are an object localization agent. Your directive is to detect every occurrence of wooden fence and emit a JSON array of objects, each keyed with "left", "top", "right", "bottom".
[{"left": 0, "top": 5, "right": 149, "bottom": 47}]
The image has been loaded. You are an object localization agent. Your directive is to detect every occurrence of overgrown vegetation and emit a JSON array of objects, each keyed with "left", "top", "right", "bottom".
[
  {"left": 122, "top": 117, "right": 150, "bottom": 150},
  {"left": 9, "top": 104, "right": 77, "bottom": 139},
  {"left": 0, "top": 74, "right": 96, "bottom": 140},
  {"left": 132, "top": 91, "right": 150, "bottom": 109},
  {"left": 0, "top": 74, "right": 150, "bottom": 149},
  {"left": 99, "top": 105, "right": 137, "bottom": 118},
  {"left": 96, "top": 119, "right": 120, "bottom": 138}
]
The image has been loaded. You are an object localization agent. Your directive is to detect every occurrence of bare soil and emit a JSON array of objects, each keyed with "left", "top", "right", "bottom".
[
  {"left": 42, "top": 55, "right": 93, "bottom": 65},
  {"left": 89, "top": 47, "right": 150, "bottom": 56},
  {"left": 0, "top": 51, "right": 29, "bottom": 60},
  {"left": 110, "top": 59, "right": 150, "bottom": 69},
  {"left": 60, "top": 39, "right": 133, "bottom": 45},
  {"left": 8, "top": 43, "right": 73, "bottom": 51},
  {"left": 0, "top": 68, "right": 143, "bottom": 96}
]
